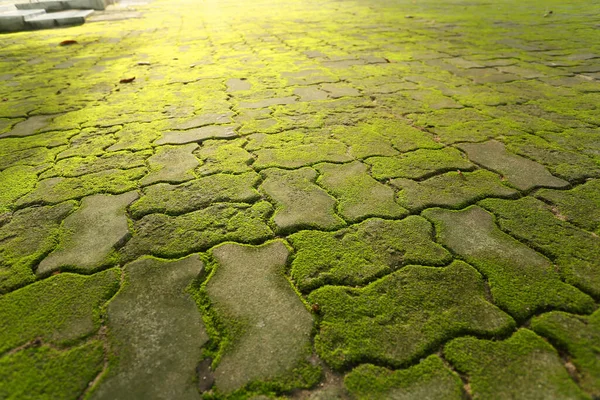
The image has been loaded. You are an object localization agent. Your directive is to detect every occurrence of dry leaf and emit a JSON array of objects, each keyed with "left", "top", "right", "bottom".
[{"left": 119, "top": 77, "right": 136, "bottom": 84}]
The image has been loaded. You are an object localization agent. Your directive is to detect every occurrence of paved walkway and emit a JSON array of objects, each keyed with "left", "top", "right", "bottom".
[{"left": 1, "top": 0, "right": 599, "bottom": 399}]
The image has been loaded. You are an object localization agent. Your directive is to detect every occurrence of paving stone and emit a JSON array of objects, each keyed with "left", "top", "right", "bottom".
[
  {"left": 309, "top": 261, "right": 514, "bottom": 370},
  {"left": 458, "top": 140, "right": 569, "bottom": 191},
  {"left": 106, "top": 122, "right": 165, "bottom": 152},
  {"left": 40, "top": 150, "right": 152, "bottom": 179},
  {"left": 444, "top": 329, "right": 588, "bottom": 400},
  {"left": 331, "top": 118, "right": 442, "bottom": 159},
  {"left": 37, "top": 191, "right": 138, "bottom": 276},
  {"left": 16, "top": 167, "right": 146, "bottom": 207},
  {"left": 0, "top": 165, "right": 37, "bottom": 213},
  {"left": 260, "top": 167, "right": 345, "bottom": 234},
  {"left": 0, "top": 114, "right": 59, "bottom": 138},
  {"left": 226, "top": 78, "right": 252, "bottom": 92},
  {"left": 131, "top": 171, "right": 260, "bottom": 218},
  {"left": 0, "top": 144, "right": 66, "bottom": 171},
  {"left": 366, "top": 148, "right": 475, "bottom": 180},
  {"left": 56, "top": 127, "right": 119, "bottom": 160},
  {"left": 319, "top": 83, "right": 360, "bottom": 98},
  {"left": 91, "top": 255, "right": 207, "bottom": 400},
  {"left": 155, "top": 125, "right": 238, "bottom": 145},
  {"left": 122, "top": 201, "right": 273, "bottom": 259},
  {"left": 238, "top": 96, "right": 297, "bottom": 109},
  {"left": 248, "top": 131, "right": 352, "bottom": 169},
  {"left": 391, "top": 169, "right": 518, "bottom": 212},
  {"left": 172, "top": 112, "right": 234, "bottom": 130},
  {"left": 344, "top": 355, "right": 464, "bottom": 400},
  {"left": 480, "top": 197, "right": 600, "bottom": 298},
  {"left": 288, "top": 216, "right": 452, "bottom": 292},
  {"left": 208, "top": 241, "right": 316, "bottom": 393},
  {"left": 194, "top": 138, "right": 254, "bottom": 175},
  {"left": 0, "top": 342, "right": 105, "bottom": 400},
  {"left": 424, "top": 206, "right": 595, "bottom": 322},
  {"left": 315, "top": 161, "right": 407, "bottom": 222},
  {"left": 0, "top": 268, "right": 120, "bottom": 354},
  {"left": 531, "top": 309, "right": 600, "bottom": 398},
  {"left": 536, "top": 179, "right": 600, "bottom": 233},
  {"left": 294, "top": 86, "right": 329, "bottom": 101},
  {"left": 141, "top": 144, "right": 199, "bottom": 186}
]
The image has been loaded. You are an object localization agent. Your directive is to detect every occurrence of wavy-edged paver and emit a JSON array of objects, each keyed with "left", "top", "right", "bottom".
[
  {"left": 155, "top": 125, "right": 238, "bottom": 145},
  {"left": 37, "top": 191, "right": 138, "bottom": 276},
  {"left": 458, "top": 140, "right": 569, "bottom": 191},
  {"left": 309, "top": 261, "right": 515, "bottom": 370},
  {"left": 445, "top": 329, "right": 588, "bottom": 400},
  {"left": 288, "top": 216, "right": 451, "bottom": 292},
  {"left": 424, "top": 206, "right": 595, "bottom": 321},
  {"left": 260, "top": 167, "right": 346, "bottom": 234},
  {"left": 208, "top": 241, "right": 316, "bottom": 393},
  {"left": 344, "top": 355, "right": 464, "bottom": 400},
  {"left": 140, "top": 144, "right": 199, "bottom": 186},
  {"left": 91, "top": 255, "right": 207, "bottom": 400},
  {"left": 194, "top": 138, "right": 254, "bottom": 176}
]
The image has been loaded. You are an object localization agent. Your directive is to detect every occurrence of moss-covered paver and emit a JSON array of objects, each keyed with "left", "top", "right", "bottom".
[{"left": 1, "top": 0, "right": 599, "bottom": 398}]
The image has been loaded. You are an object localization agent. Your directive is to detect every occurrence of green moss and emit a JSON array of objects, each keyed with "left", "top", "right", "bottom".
[
  {"left": 0, "top": 342, "right": 104, "bottom": 400},
  {"left": 444, "top": 329, "right": 589, "bottom": 400},
  {"left": 532, "top": 310, "right": 600, "bottom": 398},
  {"left": 424, "top": 206, "right": 595, "bottom": 322},
  {"left": 194, "top": 139, "right": 254, "bottom": 176},
  {"left": 344, "top": 355, "right": 464, "bottom": 400},
  {"left": 40, "top": 150, "right": 152, "bottom": 179},
  {"left": 0, "top": 166, "right": 37, "bottom": 213},
  {"left": 0, "top": 269, "right": 120, "bottom": 353},
  {"left": 365, "top": 148, "right": 474, "bottom": 180},
  {"left": 309, "top": 261, "right": 514, "bottom": 370},
  {"left": 55, "top": 126, "right": 119, "bottom": 160},
  {"left": 130, "top": 171, "right": 261, "bottom": 218},
  {"left": 479, "top": 197, "right": 600, "bottom": 298},
  {"left": 0, "top": 201, "right": 75, "bottom": 293},
  {"left": 289, "top": 216, "right": 451, "bottom": 292},
  {"left": 106, "top": 121, "right": 169, "bottom": 152},
  {"left": 17, "top": 167, "right": 146, "bottom": 207},
  {"left": 536, "top": 179, "right": 600, "bottom": 234},
  {"left": 392, "top": 170, "right": 518, "bottom": 212},
  {"left": 122, "top": 201, "right": 274, "bottom": 260}
]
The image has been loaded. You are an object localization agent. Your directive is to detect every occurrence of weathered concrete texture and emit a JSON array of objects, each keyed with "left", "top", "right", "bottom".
[
  {"left": 480, "top": 197, "right": 600, "bottom": 298},
  {"left": 37, "top": 191, "right": 138, "bottom": 276},
  {"left": 123, "top": 201, "right": 274, "bottom": 259},
  {"left": 92, "top": 255, "right": 207, "bottom": 400},
  {"left": 458, "top": 140, "right": 569, "bottom": 191},
  {"left": 309, "top": 261, "right": 514, "bottom": 370},
  {"left": 445, "top": 329, "right": 588, "bottom": 399},
  {"left": 131, "top": 171, "right": 261, "bottom": 218},
  {"left": 208, "top": 241, "right": 315, "bottom": 393},
  {"left": 344, "top": 355, "right": 464, "bottom": 400},
  {"left": 315, "top": 161, "right": 407, "bottom": 222},
  {"left": 424, "top": 206, "right": 595, "bottom": 322},
  {"left": 141, "top": 144, "right": 199, "bottom": 186},
  {"left": 155, "top": 125, "right": 238, "bottom": 145},
  {"left": 173, "top": 112, "right": 234, "bottom": 130},
  {"left": 0, "top": 114, "right": 58, "bottom": 138},
  {"left": 289, "top": 216, "right": 451, "bottom": 292},
  {"left": 226, "top": 78, "right": 251, "bottom": 92},
  {"left": 391, "top": 169, "right": 518, "bottom": 211},
  {"left": 260, "top": 167, "right": 346, "bottom": 233},
  {"left": 0, "top": 268, "right": 120, "bottom": 353},
  {"left": 366, "top": 148, "right": 475, "bottom": 180},
  {"left": 532, "top": 309, "right": 600, "bottom": 398},
  {"left": 0, "top": 201, "right": 75, "bottom": 293}
]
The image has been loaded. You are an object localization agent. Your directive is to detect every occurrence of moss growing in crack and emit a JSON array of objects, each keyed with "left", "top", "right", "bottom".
[
  {"left": 344, "top": 355, "right": 464, "bottom": 400},
  {"left": 0, "top": 201, "right": 75, "bottom": 293},
  {"left": 194, "top": 138, "right": 255, "bottom": 176},
  {"left": 536, "top": 179, "right": 600, "bottom": 234},
  {"left": 40, "top": 150, "right": 152, "bottom": 179},
  {"left": 365, "top": 148, "right": 474, "bottom": 180},
  {"left": 0, "top": 165, "right": 37, "bottom": 213},
  {"left": 308, "top": 261, "right": 514, "bottom": 370},
  {"left": 444, "top": 329, "right": 589, "bottom": 400},
  {"left": 479, "top": 196, "right": 600, "bottom": 298},
  {"left": 0, "top": 341, "right": 104, "bottom": 400},
  {"left": 0, "top": 268, "right": 120, "bottom": 353},
  {"left": 288, "top": 216, "right": 451, "bottom": 292},
  {"left": 531, "top": 309, "right": 600, "bottom": 398},
  {"left": 55, "top": 126, "right": 120, "bottom": 160}
]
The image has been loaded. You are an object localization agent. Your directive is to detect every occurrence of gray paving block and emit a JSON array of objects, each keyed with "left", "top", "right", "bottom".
[
  {"left": 0, "top": 9, "right": 45, "bottom": 32},
  {"left": 25, "top": 9, "right": 93, "bottom": 29}
]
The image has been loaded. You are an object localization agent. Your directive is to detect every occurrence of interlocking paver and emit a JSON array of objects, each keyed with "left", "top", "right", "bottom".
[{"left": 1, "top": 0, "right": 600, "bottom": 398}]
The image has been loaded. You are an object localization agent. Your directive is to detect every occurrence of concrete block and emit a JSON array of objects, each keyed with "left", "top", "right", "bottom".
[
  {"left": 25, "top": 9, "right": 94, "bottom": 29},
  {"left": 0, "top": 9, "right": 46, "bottom": 32}
]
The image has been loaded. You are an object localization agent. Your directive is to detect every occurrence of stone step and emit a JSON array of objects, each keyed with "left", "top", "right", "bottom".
[
  {"left": 0, "top": 8, "right": 46, "bottom": 32},
  {"left": 24, "top": 9, "right": 94, "bottom": 29},
  {"left": 15, "top": 0, "right": 106, "bottom": 11}
]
